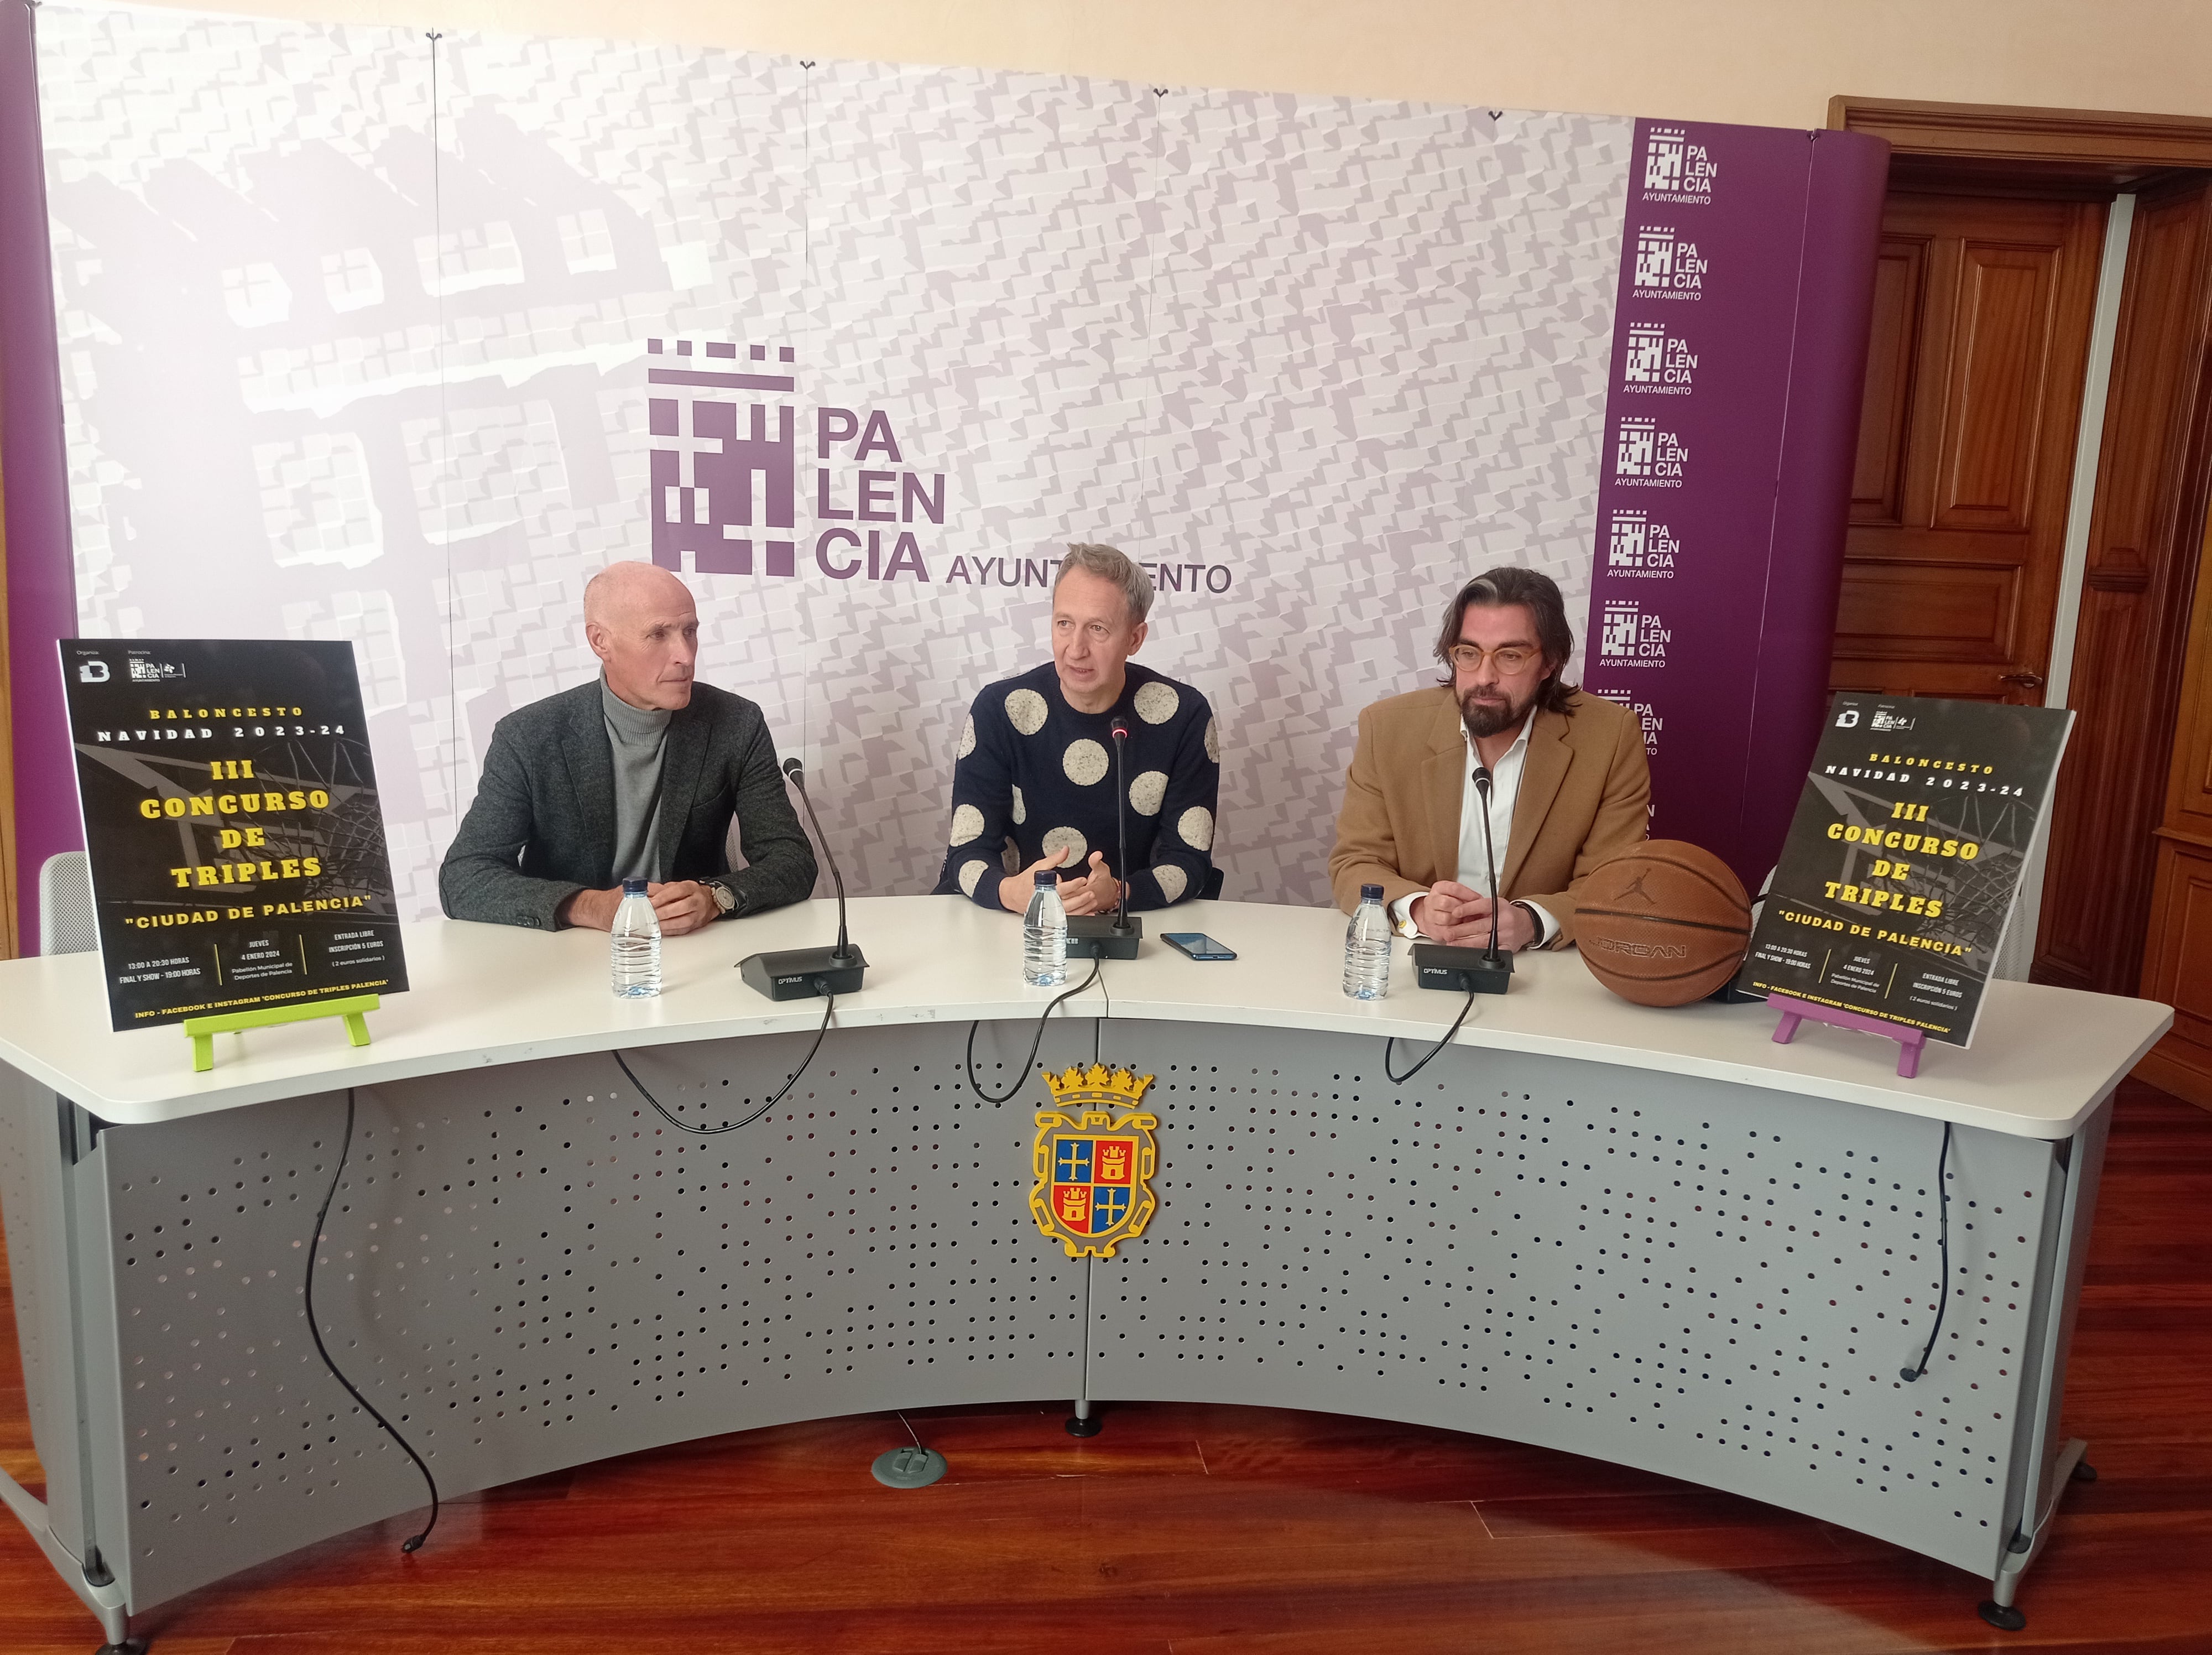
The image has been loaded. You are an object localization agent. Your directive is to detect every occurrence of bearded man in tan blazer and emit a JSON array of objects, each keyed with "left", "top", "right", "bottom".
[{"left": 1329, "top": 566, "right": 1649, "bottom": 950}]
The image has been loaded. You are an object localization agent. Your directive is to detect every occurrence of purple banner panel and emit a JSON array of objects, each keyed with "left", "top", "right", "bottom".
[
  {"left": 1746, "top": 131, "right": 1891, "bottom": 876},
  {"left": 1, "top": 0, "right": 81, "bottom": 952},
  {"left": 1582, "top": 119, "right": 1887, "bottom": 893}
]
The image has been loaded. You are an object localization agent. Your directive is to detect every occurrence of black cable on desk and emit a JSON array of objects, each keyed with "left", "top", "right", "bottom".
[
  {"left": 964, "top": 957, "right": 1104, "bottom": 1105},
  {"left": 304, "top": 1089, "right": 441, "bottom": 1554},
  {"left": 1382, "top": 986, "right": 1479, "bottom": 1085},
  {"left": 1901, "top": 1119, "right": 1955, "bottom": 1383},
  {"left": 614, "top": 991, "right": 838, "bottom": 1136}
]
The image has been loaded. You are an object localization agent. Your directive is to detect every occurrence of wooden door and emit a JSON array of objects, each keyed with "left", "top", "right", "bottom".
[
  {"left": 2139, "top": 504, "right": 2212, "bottom": 1107},
  {"left": 1832, "top": 192, "right": 2107, "bottom": 704},
  {"left": 2035, "top": 174, "right": 2212, "bottom": 997}
]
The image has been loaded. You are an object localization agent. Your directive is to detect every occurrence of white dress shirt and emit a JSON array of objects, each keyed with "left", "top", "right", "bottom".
[{"left": 1388, "top": 717, "right": 1558, "bottom": 946}]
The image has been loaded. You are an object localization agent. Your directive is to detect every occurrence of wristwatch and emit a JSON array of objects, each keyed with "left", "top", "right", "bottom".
[
  {"left": 1510, "top": 899, "right": 1543, "bottom": 949},
  {"left": 705, "top": 878, "right": 740, "bottom": 918}
]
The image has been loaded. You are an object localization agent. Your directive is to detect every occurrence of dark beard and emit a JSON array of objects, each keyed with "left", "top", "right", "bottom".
[{"left": 1459, "top": 684, "right": 1535, "bottom": 740}]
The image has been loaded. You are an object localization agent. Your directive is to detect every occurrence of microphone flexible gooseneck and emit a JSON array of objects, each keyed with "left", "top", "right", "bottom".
[
  {"left": 1109, "top": 717, "right": 1134, "bottom": 934},
  {"left": 1407, "top": 763, "right": 1512, "bottom": 995},
  {"left": 741, "top": 759, "right": 867, "bottom": 998},
  {"left": 1066, "top": 719, "right": 1142, "bottom": 958},
  {"left": 782, "top": 755, "right": 851, "bottom": 965},
  {"left": 1473, "top": 763, "right": 1504, "bottom": 964}
]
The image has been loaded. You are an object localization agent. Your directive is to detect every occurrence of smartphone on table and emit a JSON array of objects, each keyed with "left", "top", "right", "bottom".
[{"left": 1162, "top": 932, "right": 1237, "bottom": 961}]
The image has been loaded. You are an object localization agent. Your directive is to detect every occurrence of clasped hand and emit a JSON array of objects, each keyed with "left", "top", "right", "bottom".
[
  {"left": 1409, "top": 880, "right": 1535, "bottom": 952},
  {"left": 561, "top": 879, "right": 720, "bottom": 935},
  {"left": 999, "top": 846, "right": 1121, "bottom": 917}
]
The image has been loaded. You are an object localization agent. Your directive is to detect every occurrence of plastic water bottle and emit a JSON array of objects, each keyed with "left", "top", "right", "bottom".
[
  {"left": 1023, "top": 871, "right": 1069, "bottom": 987},
  {"left": 1342, "top": 882, "right": 1392, "bottom": 1000},
  {"left": 611, "top": 876, "right": 662, "bottom": 998}
]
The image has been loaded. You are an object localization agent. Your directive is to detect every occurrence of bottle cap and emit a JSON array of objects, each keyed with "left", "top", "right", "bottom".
[
  {"left": 1034, "top": 871, "right": 1056, "bottom": 888},
  {"left": 622, "top": 876, "right": 649, "bottom": 895},
  {"left": 1360, "top": 883, "right": 1384, "bottom": 900}
]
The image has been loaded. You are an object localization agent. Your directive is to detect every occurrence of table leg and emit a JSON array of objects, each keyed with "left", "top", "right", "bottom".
[{"left": 1980, "top": 1436, "right": 2091, "bottom": 1630}]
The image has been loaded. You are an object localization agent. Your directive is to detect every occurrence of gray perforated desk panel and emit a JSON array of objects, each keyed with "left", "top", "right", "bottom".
[{"left": 0, "top": 899, "right": 2172, "bottom": 1646}]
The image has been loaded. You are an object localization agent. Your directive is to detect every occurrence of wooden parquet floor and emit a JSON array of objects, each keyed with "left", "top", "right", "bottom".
[{"left": 2, "top": 1080, "right": 2208, "bottom": 1655}]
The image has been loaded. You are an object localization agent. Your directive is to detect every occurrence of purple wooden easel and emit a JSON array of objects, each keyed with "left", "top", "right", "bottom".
[{"left": 1768, "top": 992, "right": 1927, "bottom": 1079}]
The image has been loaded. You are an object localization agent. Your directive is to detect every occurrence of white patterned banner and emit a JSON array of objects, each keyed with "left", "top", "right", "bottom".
[{"left": 41, "top": 4, "right": 1633, "bottom": 915}]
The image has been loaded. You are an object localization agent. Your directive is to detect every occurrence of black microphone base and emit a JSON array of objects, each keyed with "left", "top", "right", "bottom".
[
  {"left": 1412, "top": 942, "right": 1513, "bottom": 995},
  {"left": 1067, "top": 915, "right": 1142, "bottom": 959},
  {"left": 738, "top": 945, "right": 868, "bottom": 1000}
]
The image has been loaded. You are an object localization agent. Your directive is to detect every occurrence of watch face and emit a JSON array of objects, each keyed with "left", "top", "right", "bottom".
[{"left": 711, "top": 881, "right": 738, "bottom": 912}]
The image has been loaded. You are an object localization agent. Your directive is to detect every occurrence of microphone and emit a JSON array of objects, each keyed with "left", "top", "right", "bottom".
[
  {"left": 1473, "top": 764, "right": 1504, "bottom": 966},
  {"left": 737, "top": 754, "right": 869, "bottom": 1001},
  {"left": 1109, "top": 719, "right": 1135, "bottom": 936},
  {"left": 1411, "top": 761, "right": 1513, "bottom": 995},
  {"left": 1068, "top": 716, "right": 1142, "bottom": 959},
  {"left": 785, "top": 756, "right": 854, "bottom": 965}
]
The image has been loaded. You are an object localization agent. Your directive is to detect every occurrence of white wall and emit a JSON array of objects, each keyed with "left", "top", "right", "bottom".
[{"left": 128, "top": 0, "right": 2212, "bottom": 130}]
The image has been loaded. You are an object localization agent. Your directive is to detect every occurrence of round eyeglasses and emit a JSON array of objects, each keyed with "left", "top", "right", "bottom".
[{"left": 1446, "top": 643, "right": 1540, "bottom": 675}]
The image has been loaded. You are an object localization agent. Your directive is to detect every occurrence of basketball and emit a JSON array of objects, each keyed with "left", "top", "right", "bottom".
[{"left": 1574, "top": 841, "right": 1753, "bottom": 1007}]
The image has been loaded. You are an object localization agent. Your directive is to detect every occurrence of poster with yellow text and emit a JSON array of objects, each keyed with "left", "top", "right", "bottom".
[
  {"left": 59, "top": 639, "right": 408, "bottom": 1031},
  {"left": 1734, "top": 693, "right": 2071, "bottom": 1046}
]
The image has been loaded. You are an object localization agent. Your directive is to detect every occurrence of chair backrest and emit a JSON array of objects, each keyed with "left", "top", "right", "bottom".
[{"left": 39, "top": 851, "right": 98, "bottom": 957}]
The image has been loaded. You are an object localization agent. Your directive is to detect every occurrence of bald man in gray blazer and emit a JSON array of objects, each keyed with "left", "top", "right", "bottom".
[{"left": 439, "top": 562, "right": 816, "bottom": 933}]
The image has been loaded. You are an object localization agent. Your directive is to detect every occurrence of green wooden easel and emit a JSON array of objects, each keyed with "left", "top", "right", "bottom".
[{"left": 183, "top": 995, "right": 379, "bottom": 1073}]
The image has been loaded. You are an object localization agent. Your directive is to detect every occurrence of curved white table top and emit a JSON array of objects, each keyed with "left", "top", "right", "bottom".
[{"left": 0, "top": 896, "right": 2172, "bottom": 1136}]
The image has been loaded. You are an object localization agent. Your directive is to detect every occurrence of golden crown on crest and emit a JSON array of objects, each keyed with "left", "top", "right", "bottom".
[{"left": 1042, "top": 1062, "right": 1155, "bottom": 1107}]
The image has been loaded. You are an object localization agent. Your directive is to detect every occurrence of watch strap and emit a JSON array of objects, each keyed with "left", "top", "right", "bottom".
[{"left": 1510, "top": 899, "right": 1542, "bottom": 949}]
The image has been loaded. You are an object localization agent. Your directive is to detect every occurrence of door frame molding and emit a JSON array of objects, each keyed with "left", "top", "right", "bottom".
[
  {"left": 1830, "top": 96, "right": 2212, "bottom": 1000},
  {"left": 1830, "top": 96, "right": 2212, "bottom": 174}
]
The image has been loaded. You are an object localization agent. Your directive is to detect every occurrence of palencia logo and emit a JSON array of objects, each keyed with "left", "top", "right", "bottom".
[
  {"left": 1642, "top": 126, "right": 1717, "bottom": 204},
  {"left": 1871, "top": 710, "right": 1918, "bottom": 731},
  {"left": 1587, "top": 688, "right": 1662, "bottom": 756},
  {"left": 645, "top": 336, "right": 940, "bottom": 586},
  {"left": 1620, "top": 322, "right": 1697, "bottom": 393},
  {"left": 644, "top": 335, "right": 1233, "bottom": 597},
  {"left": 1605, "top": 508, "right": 1681, "bottom": 577},
  {"left": 1630, "top": 229, "right": 1708, "bottom": 300},
  {"left": 1598, "top": 601, "right": 1670, "bottom": 668},
  {"left": 1613, "top": 417, "right": 1688, "bottom": 487}
]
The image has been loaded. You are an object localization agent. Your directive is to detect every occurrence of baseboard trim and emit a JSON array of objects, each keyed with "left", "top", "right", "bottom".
[{"left": 2132, "top": 1042, "right": 2212, "bottom": 1112}]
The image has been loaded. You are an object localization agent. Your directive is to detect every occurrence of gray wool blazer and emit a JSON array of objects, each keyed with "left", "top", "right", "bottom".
[{"left": 438, "top": 680, "right": 817, "bottom": 930}]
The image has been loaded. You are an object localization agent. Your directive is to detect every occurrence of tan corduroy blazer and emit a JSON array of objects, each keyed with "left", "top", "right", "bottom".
[{"left": 1327, "top": 686, "right": 1650, "bottom": 947}]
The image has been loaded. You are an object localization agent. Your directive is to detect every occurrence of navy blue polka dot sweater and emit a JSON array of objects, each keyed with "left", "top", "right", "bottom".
[{"left": 931, "top": 661, "right": 1219, "bottom": 911}]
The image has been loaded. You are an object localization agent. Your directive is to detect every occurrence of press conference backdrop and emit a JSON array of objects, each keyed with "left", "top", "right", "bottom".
[{"left": 2, "top": 1, "right": 1885, "bottom": 934}]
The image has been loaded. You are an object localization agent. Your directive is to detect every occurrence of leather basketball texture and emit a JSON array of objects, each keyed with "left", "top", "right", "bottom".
[{"left": 1574, "top": 840, "right": 1753, "bottom": 1007}]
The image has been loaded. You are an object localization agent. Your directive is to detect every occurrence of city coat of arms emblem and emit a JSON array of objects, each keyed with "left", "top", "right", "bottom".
[{"left": 1029, "top": 1063, "right": 1158, "bottom": 1259}]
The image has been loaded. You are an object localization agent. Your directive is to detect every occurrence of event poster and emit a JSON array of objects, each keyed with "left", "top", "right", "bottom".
[
  {"left": 1734, "top": 694, "right": 2072, "bottom": 1047},
  {"left": 59, "top": 638, "right": 408, "bottom": 1031}
]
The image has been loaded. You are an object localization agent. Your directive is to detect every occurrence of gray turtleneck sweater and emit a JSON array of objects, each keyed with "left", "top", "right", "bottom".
[{"left": 601, "top": 675, "right": 670, "bottom": 882}]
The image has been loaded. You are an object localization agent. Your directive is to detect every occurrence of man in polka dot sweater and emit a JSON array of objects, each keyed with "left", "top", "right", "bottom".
[{"left": 933, "top": 543, "right": 1220, "bottom": 915}]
